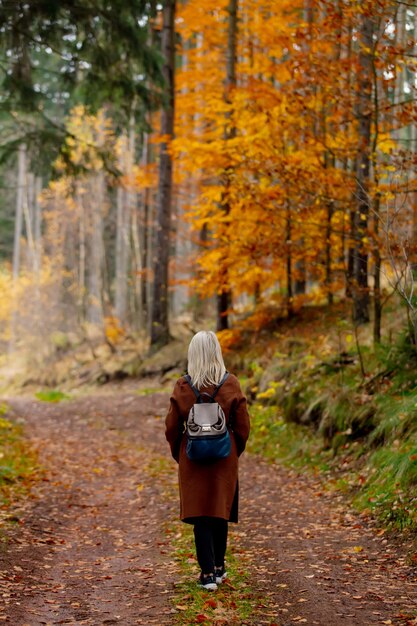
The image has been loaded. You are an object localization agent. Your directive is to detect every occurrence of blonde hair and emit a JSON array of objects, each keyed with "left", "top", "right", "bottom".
[{"left": 187, "top": 331, "right": 226, "bottom": 390}]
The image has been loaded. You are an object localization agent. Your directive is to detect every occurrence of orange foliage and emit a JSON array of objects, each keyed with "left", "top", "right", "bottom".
[{"left": 173, "top": 0, "right": 416, "bottom": 312}]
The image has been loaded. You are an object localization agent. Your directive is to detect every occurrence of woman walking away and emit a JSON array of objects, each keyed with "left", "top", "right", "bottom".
[{"left": 165, "top": 331, "right": 250, "bottom": 591}]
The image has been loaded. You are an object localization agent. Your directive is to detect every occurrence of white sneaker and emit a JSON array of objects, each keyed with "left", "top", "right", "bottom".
[
  {"left": 215, "top": 566, "right": 228, "bottom": 584},
  {"left": 199, "top": 574, "right": 218, "bottom": 591}
]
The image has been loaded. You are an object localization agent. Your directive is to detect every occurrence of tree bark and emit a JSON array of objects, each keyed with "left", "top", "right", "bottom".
[
  {"left": 23, "top": 171, "right": 35, "bottom": 270},
  {"left": 216, "top": 0, "right": 238, "bottom": 332},
  {"left": 326, "top": 200, "right": 334, "bottom": 305},
  {"left": 352, "top": 14, "right": 373, "bottom": 324},
  {"left": 115, "top": 180, "right": 129, "bottom": 325},
  {"left": 150, "top": 0, "right": 176, "bottom": 348},
  {"left": 12, "top": 144, "right": 26, "bottom": 281},
  {"left": 293, "top": 0, "right": 314, "bottom": 299},
  {"left": 286, "top": 202, "right": 293, "bottom": 318},
  {"left": 34, "top": 175, "right": 42, "bottom": 276},
  {"left": 77, "top": 187, "right": 86, "bottom": 323},
  {"left": 373, "top": 192, "right": 381, "bottom": 343},
  {"left": 87, "top": 172, "right": 105, "bottom": 328},
  {"left": 115, "top": 129, "right": 134, "bottom": 328},
  {"left": 10, "top": 143, "right": 26, "bottom": 353},
  {"left": 194, "top": 223, "right": 208, "bottom": 324},
  {"left": 343, "top": 11, "right": 354, "bottom": 297},
  {"left": 137, "top": 119, "right": 153, "bottom": 327}
]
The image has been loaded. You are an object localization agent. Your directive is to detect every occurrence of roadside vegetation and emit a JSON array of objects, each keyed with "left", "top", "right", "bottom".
[
  {"left": 226, "top": 302, "right": 417, "bottom": 533},
  {"left": 4, "top": 296, "right": 417, "bottom": 535},
  {"left": 0, "top": 404, "right": 39, "bottom": 519}
]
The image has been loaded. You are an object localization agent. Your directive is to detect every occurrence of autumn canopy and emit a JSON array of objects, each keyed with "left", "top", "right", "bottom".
[{"left": 0, "top": 0, "right": 415, "bottom": 351}]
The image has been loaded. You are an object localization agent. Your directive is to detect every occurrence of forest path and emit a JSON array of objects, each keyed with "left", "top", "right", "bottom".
[{"left": 0, "top": 391, "right": 416, "bottom": 626}]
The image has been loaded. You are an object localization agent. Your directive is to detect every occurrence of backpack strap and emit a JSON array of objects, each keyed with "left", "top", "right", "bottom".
[
  {"left": 184, "top": 371, "right": 229, "bottom": 402},
  {"left": 210, "top": 372, "right": 229, "bottom": 400},
  {"left": 184, "top": 374, "right": 200, "bottom": 400}
]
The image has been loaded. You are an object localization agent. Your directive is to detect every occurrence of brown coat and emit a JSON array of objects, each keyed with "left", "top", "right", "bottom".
[{"left": 165, "top": 373, "right": 250, "bottom": 524}]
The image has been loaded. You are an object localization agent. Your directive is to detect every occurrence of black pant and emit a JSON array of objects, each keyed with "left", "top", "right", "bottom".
[{"left": 193, "top": 517, "right": 228, "bottom": 575}]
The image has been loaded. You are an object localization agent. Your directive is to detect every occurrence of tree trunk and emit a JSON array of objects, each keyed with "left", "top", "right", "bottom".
[
  {"left": 150, "top": 0, "right": 176, "bottom": 348},
  {"left": 10, "top": 143, "right": 26, "bottom": 353},
  {"left": 23, "top": 171, "right": 36, "bottom": 270},
  {"left": 115, "top": 180, "right": 129, "bottom": 325},
  {"left": 126, "top": 120, "right": 143, "bottom": 329},
  {"left": 346, "top": 207, "right": 355, "bottom": 296},
  {"left": 293, "top": 0, "right": 314, "bottom": 299},
  {"left": 411, "top": 10, "right": 417, "bottom": 269},
  {"left": 12, "top": 144, "right": 26, "bottom": 281},
  {"left": 140, "top": 123, "right": 152, "bottom": 326},
  {"left": 352, "top": 14, "right": 373, "bottom": 324},
  {"left": 87, "top": 173, "right": 105, "bottom": 327},
  {"left": 373, "top": 192, "right": 382, "bottom": 343},
  {"left": 371, "top": 13, "right": 382, "bottom": 344},
  {"left": 77, "top": 187, "right": 86, "bottom": 323},
  {"left": 326, "top": 200, "right": 334, "bottom": 305},
  {"left": 286, "top": 202, "right": 293, "bottom": 318},
  {"left": 141, "top": 6, "right": 158, "bottom": 326},
  {"left": 294, "top": 261, "right": 306, "bottom": 295},
  {"left": 131, "top": 206, "right": 144, "bottom": 329},
  {"left": 343, "top": 12, "right": 354, "bottom": 298},
  {"left": 115, "top": 128, "right": 134, "bottom": 328},
  {"left": 216, "top": 0, "right": 238, "bottom": 332},
  {"left": 194, "top": 223, "right": 209, "bottom": 324},
  {"left": 33, "top": 175, "right": 42, "bottom": 276}
]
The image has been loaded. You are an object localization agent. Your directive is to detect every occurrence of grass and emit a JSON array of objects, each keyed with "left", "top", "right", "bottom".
[
  {"left": 247, "top": 403, "right": 330, "bottom": 471},
  {"left": 239, "top": 323, "right": 417, "bottom": 533},
  {"left": 170, "top": 522, "right": 261, "bottom": 626},
  {"left": 135, "top": 386, "right": 167, "bottom": 396},
  {"left": 142, "top": 452, "right": 269, "bottom": 625},
  {"left": 35, "top": 389, "right": 71, "bottom": 403},
  {"left": 349, "top": 439, "right": 417, "bottom": 530},
  {"left": 247, "top": 392, "right": 417, "bottom": 531},
  {"left": 0, "top": 407, "right": 39, "bottom": 512}
]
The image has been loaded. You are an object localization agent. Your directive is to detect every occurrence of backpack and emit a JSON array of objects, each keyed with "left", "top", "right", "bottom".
[{"left": 184, "top": 372, "right": 231, "bottom": 462}]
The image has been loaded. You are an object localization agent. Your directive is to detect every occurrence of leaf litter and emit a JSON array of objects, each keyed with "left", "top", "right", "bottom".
[{"left": 0, "top": 391, "right": 415, "bottom": 625}]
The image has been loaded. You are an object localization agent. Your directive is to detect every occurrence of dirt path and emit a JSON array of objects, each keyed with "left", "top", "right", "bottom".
[
  {"left": 240, "top": 458, "right": 417, "bottom": 625},
  {"left": 0, "top": 392, "right": 416, "bottom": 626}
]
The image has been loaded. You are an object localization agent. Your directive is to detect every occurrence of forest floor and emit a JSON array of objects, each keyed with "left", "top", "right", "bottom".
[{"left": 0, "top": 386, "right": 417, "bottom": 626}]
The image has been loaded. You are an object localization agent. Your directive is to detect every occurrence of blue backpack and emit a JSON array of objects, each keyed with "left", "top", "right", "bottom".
[{"left": 184, "top": 373, "right": 231, "bottom": 462}]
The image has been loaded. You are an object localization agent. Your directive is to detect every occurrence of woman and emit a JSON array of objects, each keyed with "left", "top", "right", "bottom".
[{"left": 165, "top": 330, "right": 250, "bottom": 591}]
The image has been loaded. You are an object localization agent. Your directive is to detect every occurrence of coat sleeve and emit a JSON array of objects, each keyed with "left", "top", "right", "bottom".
[
  {"left": 231, "top": 381, "right": 250, "bottom": 457},
  {"left": 165, "top": 381, "right": 185, "bottom": 463}
]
